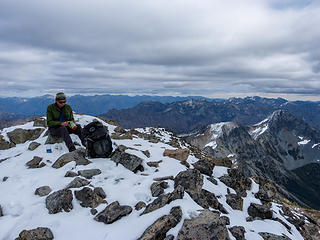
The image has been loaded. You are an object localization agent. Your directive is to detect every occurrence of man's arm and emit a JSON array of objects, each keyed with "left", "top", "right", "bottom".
[{"left": 46, "top": 105, "right": 61, "bottom": 127}]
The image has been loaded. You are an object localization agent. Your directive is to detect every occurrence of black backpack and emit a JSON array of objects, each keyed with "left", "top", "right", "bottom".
[{"left": 83, "top": 121, "right": 113, "bottom": 158}]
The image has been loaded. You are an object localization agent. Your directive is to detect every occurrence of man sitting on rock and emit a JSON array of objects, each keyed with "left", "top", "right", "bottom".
[{"left": 46, "top": 92, "right": 85, "bottom": 152}]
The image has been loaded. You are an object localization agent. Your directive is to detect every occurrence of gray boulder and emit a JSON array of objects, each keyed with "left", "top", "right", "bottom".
[
  {"left": 142, "top": 185, "right": 184, "bottom": 215},
  {"left": 7, "top": 128, "right": 44, "bottom": 144},
  {"left": 177, "top": 209, "right": 230, "bottom": 240},
  {"left": 78, "top": 169, "right": 101, "bottom": 179},
  {"left": 226, "top": 194, "right": 243, "bottom": 211},
  {"left": 259, "top": 232, "right": 291, "bottom": 240},
  {"left": 66, "top": 177, "right": 90, "bottom": 189},
  {"left": 52, "top": 149, "right": 91, "bottom": 168},
  {"left": 188, "top": 189, "right": 228, "bottom": 214},
  {"left": 74, "top": 187, "right": 107, "bottom": 208},
  {"left": 45, "top": 189, "right": 73, "bottom": 214},
  {"left": 26, "top": 156, "right": 46, "bottom": 168},
  {"left": 174, "top": 169, "right": 203, "bottom": 193},
  {"left": 94, "top": 201, "right": 132, "bottom": 224},
  {"left": 28, "top": 141, "right": 41, "bottom": 151},
  {"left": 254, "top": 177, "right": 278, "bottom": 203},
  {"left": 228, "top": 226, "right": 246, "bottom": 240},
  {"left": 16, "top": 227, "right": 54, "bottom": 240},
  {"left": 35, "top": 186, "right": 52, "bottom": 196},
  {"left": 247, "top": 203, "right": 273, "bottom": 220},
  {"left": 110, "top": 147, "right": 144, "bottom": 173},
  {"left": 219, "top": 168, "right": 252, "bottom": 197},
  {"left": 138, "top": 206, "right": 182, "bottom": 240},
  {"left": 0, "top": 135, "right": 15, "bottom": 150}
]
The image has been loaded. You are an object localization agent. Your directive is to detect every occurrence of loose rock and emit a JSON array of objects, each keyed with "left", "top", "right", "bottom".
[
  {"left": 150, "top": 181, "right": 168, "bottom": 197},
  {"left": 74, "top": 187, "right": 107, "bottom": 208},
  {"left": 138, "top": 206, "right": 182, "bottom": 240},
  {"left": 0, "top": 204, "right": 3, "bottom": 216},
  {"left": 91, "top": 208, "right": 98, "bottom": 215},
  {"left": 28, "top": 141, "right": 41, "bottom": 151},
  {"left": 3, "top": 176, "right": 8, "bottom": 182},
  {"left": 66, "top": 177, "right": 90, "bottom": 189},
  {"left": 142, "top": 150, "right": 151, "bottom": 158},
  {"left": 193, "top": 160, "right": 215, "bottom": 176},
  {"left": 16, "top": 227, "right": 54, "bottom": 240},
  {"left": 7, "top": 128, "right": 44, "bottom": 145},
  {"left": 153, "top": 176, "right": 174, "bottom": 181},
  {"left": 45, "top": 189, "right": 73, "bottom": 214},
  {"left": 94, "top": 201, "right": 132, "bottom": 224},
  {"left": 228, "top": 226, "right": 246, "bottom": 240},
  {"left": 33, "top": 117, "right": 47, "bottom": 127},
  {"left": 258, "top": 232, "right": 291, "bottom": 240},
  {"left": 35, "top": 186, "right": 52, "bottom": 197},
  {"left": 78, "top": 169, "right": 102, "bottom": 179},
  {"left": 0, "top": 135, "right": 15, "bottom": 150},
  {"left": 147, "top": 160, "right": 163, "bottom": 168},
  {"left": 45, "top": 133, "right": 63, "bottom": 144},
  {"left": 64, "top": 171, "right": 78, "bottom": 177},
  {"left": 247, "top": 203, "right": 273, "bottom": 220},
  {"left": 135, "top": 201, "right": 146, "bottom": 211},
  {"left": 26, "top": 156, "right": 46, "bottom": 168},
  {"left": 52, "top": 149, "right": 91, "bottom": 168},
  {"left": 110, "top": 146, "right": 144, "bottom": 173}
]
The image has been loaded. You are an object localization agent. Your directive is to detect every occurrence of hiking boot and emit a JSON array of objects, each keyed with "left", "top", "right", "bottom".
[{"left": 68, "top": 146, "right": 76, "bottom": 152}]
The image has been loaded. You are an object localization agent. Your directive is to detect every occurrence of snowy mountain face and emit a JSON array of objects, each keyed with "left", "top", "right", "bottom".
[
  {"left": 0, "top": 116, "right": 319, "bottom": 239},
  {"left": 186, "top": 110, "right": 320, "bottom": 211}
]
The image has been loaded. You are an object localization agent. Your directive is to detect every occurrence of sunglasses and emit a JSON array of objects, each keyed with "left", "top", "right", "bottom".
[{"left": 58, "top": 100, "right": 66, "bottom": 104}]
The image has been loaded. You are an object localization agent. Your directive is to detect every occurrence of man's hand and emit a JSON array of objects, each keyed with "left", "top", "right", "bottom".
[{"left": 61, "top": 121, "right": 68, "bottom": 127}]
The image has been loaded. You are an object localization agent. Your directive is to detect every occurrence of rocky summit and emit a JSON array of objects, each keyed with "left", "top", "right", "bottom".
[{"left": 0, "top": 114, "right": 319, "bottom": 240}]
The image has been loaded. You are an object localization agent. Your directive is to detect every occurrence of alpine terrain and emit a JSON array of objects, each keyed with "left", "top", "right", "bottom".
[{"left": 0, "top": 114, "right": 319, "bottom": 239}]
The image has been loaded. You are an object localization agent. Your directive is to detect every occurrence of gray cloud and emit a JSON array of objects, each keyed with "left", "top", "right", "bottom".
[{"left": 0, "top": 0, "right": 319, "bottom": 100}]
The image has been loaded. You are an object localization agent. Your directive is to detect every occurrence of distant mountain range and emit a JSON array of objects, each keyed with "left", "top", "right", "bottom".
[
  {"left": 186, "top": 110, "right": 320, "bottom": 209},
  {"left": 0, "top": 94, "right": 209, "bottom": 117},
  {"left": 104, "top": 96, "right": 320, "bottom": 133}
]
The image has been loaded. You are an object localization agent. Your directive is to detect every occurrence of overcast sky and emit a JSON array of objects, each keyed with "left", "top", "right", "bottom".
[{"left": 0, "top": 0, "right": 319, "bottom": 100}]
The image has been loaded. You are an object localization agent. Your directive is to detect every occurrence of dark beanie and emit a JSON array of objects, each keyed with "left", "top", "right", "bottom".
[{"left": 56, "top": 92, "right": 66, "bottom": 100}]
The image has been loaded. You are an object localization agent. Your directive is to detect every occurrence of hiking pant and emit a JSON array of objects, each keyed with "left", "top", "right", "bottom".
[{"left": 49, "top": 124, "right": 85, "bottom": 150}]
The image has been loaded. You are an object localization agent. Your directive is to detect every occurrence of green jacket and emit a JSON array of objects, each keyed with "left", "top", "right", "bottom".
[{"left": 46, "top": 103, "right": 74, "bottom": 127}]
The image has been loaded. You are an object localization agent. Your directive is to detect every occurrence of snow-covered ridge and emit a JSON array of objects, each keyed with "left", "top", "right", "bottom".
[{"left": 0, "top": 114, "right": 311, "bottom": 239}]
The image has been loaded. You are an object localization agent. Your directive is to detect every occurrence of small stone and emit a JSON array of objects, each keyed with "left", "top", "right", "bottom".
[
  {"left": 64, "top": 171, "right": 78, "bottom": 177},
  {"left": 151, "top": 182, "right": 165, "bottom": 197},
  {"left": 153, "top": 176, "right": 174, "bottom": 181},
  {"left": 0, "top": 204, "right": 3, "bottom": 216},
  {"left": 52, "top": 149, "right": 91, "bottom": 168},
  {"left": 93, "top": 187, "right": 107, "bottom": 199},
  {"left": 16, "top": 227, "right": 53, "bottom": 240},
  {"left": 91, "top": 208, "right": 98, "bottom": 215},
  {"left": 66, "top": 177, "right": 90, "bottom": 189},
  {"left": 28, "top": 141, "right": 41, "bottom": 151},
  {"left": 78, "top": 169, "right": 102, "bottom": 179},
  {"left": 229, "top": 226, "right": 246, "bottom": 240},
  {"left": 142, "top": 150, "right": 151, "bottom": 158},
  {"left": 135, "top": 201, "right": 146, "bottom": 211},
  {"left": 147, "top": 160, "right": 163, "bottom": 168},
  {"left": 3, "top": 176, "right": 8, "bottom": 182},
  {"left": 207, "top": 176, "right": 218, "bottom": 185},
  {"left": 35, "top": 186, "right": 52, "bottom": 196},
  {"left": 164, "top": 235, "right": 174, "bottom": 240},
  {"left": 94, "top": 201, "right": 132, "bottom": 224},
  {"left": 163, "top": 148, "right": 190, "bottom": 161}
]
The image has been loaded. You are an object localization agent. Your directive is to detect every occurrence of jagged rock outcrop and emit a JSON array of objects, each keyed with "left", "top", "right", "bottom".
[
  {"left": 219, "top": 168, "right": 252, "bottom": 197},
  {"left": 7, "top": 128, "right": 44, "bottom": 144},
  {"left": 45, "top": 189, "right": 73, "bottom": 214},
  {"left": 52, "top": 149, "right": 91, "bottom": 168},
  {"left": 16, "top": 227, "right": 54, "bottom": 240},
  {"left": 177, "top": 209, "right": 230, "bottom": 240},
  {"left": 94, "top": 201, "right": 132, "bottom": 224},
  {"left": 138, "top": 206, "right": 182, "bottom": 240},
  {"left": 174, "top": 169, "right": 203, "bottom": 193},
  {"left": 35, "top": 186, "right": 52, "bottom": 197},
  {"left": 226, "top": 193, "right": 243, "bottom": 211},
  {"left": 110, "top": 146, "right": 144, "bottom": 172},
  {"left": 192, "top": 160, "right": 215, "bottom": 176}
]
